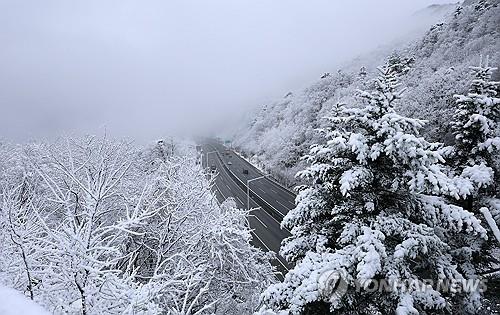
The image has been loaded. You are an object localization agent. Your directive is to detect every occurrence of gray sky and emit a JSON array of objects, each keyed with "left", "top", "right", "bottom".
[{"left": 0, "top": 0, "right": 453, "bottom": 141}]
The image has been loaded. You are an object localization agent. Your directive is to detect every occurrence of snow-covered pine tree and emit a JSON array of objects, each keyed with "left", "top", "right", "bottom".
[
  {"left": 359, "top": 66, "right": 367, "bottom": 78},
  {"left": 474, "top": 0, "right": 495, "bottom": 12},
  {"left": 385, "top": 52, "right": 414, "bottom": 77},
  {"left": 449, "top": 60, "right": 500, "bottom": 277},
  {"left": 452, "top": 60, "right": 500, "bottom": 169},
  {"left": 358, "top": 67, "right": 368, "bottom": 89},
  {"left": 259, "top": 65, "right": 489, "bottom": 314}
]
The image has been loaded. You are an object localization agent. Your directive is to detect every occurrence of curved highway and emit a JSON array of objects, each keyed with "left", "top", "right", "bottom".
[{"left": 201, "top": 140, "right": 296, "bottom": 279}]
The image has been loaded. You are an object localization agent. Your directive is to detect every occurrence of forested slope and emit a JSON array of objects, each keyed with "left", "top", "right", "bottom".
[
  {"left": 253, "top": 1, "right": 500, "bottom": 313},
  {"left": 234, "top": 0, "right": 499, "bottom": 187}
]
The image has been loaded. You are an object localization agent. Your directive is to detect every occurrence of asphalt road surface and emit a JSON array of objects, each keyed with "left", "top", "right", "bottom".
[{"left": 201, "top": 140, "right": 296, "bottom": 278}]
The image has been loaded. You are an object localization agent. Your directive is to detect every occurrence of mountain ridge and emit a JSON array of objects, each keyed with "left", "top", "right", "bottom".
[{"left": 232, "top": 0, "right": 499, "bottom": 187}]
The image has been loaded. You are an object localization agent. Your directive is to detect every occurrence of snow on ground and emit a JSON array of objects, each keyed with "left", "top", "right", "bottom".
[{"left": 0, "top": 285, "right": 50, "bottom": 315}]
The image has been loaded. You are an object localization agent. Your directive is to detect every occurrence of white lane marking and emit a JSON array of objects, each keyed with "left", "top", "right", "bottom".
[
  {"left": 209, "top": 147, "right": 291, "bottom": 234},
  {"left": 211, "top": 147, "right": 291, "bottom": 265},
  {"left": 276, "top": 199, "right": 290, "bottom": 210},
  {"left": 270, "top": 188, "right": 278, "bottom": 194},
  {"left": 218, "top": 163, "right": 291, "bottom": 233},
  {"left": 276, "top": 256, "right": 290, "bottom": 271},
  {"left": 212, "top": 145, "right": 293, "bottom": 237},
  {"left": 251, "top": 207, "right": 291, "bottom": 234},
  {"left": 258, "top": 198, "right": 286, "bottom": 217},
  {"left": 250, "top": 231, "right": 270, "bottom": 251},
  {"left": 214, "top": 184, "right": 226, "bottom": 199},
  {"left": 249, "top": 214, "right": 268, "bottom": 228},
  {"left": 250, "top": 231, "right": 289, "bottom": 271},
  {"left": 257, "top": 187, "right": 267, "bottom": 194},
  {"left": 236, "top": 196, "right": 244, "bottom": 205},
  {"left": 221, "top": 162, "right": 287, "bottom": 218},
  {"left": 225, "top": 184, "right": 231, "bottom": 190}
]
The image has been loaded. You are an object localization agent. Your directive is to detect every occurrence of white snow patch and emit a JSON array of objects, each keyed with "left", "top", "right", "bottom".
[
  {"left": 0, "top": 285, "right": 50, "bottom": 315},
  {"left": 480, "top": 207, "right": 500, "bottom": 244}
]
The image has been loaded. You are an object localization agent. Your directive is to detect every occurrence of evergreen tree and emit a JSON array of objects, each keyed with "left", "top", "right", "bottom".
[
  {"left": 358, "top": 66, "right": 367, "bottom": 79},
  {"left": 452, "top": 61, "right": 500, "bottom": 172},
  {"left": 386, "top": 53, "right": 415, "bottom": 77},
  {"left": 474, "top": 0, "right": 495, "bottom": 12},
  {"left": 259, "top": 65, "right": 488, "bottom": 314},
  {"left": 449, "top": 60, "right": 500, "bottom": 280}
]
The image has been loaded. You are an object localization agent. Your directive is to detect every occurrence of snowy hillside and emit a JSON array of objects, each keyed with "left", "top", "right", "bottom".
[
  {"left": 253, "top": 1, "right": 500, "bottom": 313},
  {"left": 412, "top": 3, "right": 459, "bottom": 21},
  {"left": 233, "top": 0, "right": 499, "bottom": 187}
]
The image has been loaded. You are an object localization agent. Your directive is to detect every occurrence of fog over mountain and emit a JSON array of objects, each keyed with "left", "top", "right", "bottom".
[
  {"left": 0, "top": 0, "right": 452, "bottom": 141},
  {"left": 1, "top": 1, "right": 499, "bottom": 314},
  {"left": 232, "top": 1, "right": 499, "bottom": 186}
]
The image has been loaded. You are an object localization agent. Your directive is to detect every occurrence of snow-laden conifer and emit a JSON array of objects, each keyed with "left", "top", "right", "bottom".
[
  {"left": 259, "top": 64, "right": 489, "bottom": 314},
  {"left": 447, "top": 60, "right": 500, "bottom": 310},
  {"left": 450, "top": 59, "right": 500, "bottom": 242}
]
